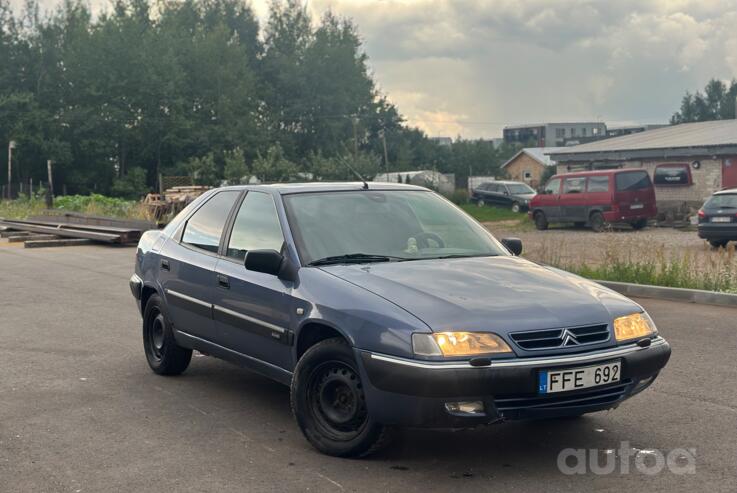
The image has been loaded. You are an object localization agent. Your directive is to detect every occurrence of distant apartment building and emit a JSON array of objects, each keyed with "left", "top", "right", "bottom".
[
  {"left": 606, "top": 124, "right": 669, "bottom": 138},
  {"left": 503, "top": 122, "right": 607, "bottom": 147}
]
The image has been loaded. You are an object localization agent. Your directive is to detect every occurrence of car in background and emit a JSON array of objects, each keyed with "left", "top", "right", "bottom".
[
  {"left": 529, "top": 169, "right": 657, "bottom": 232},
  {"left": 697, "top": 188, "right": 737, "bottom": 248},
  {"left": 470, "top": 180, "right": 537, "bottom": 212}
]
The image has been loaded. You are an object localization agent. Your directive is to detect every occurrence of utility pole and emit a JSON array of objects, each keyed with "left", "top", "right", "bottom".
[
  {"left": 7, "top": 140, "right": 15, "bottom": 199},
  {"left": 46, "top": 160, "right": 54, "bottom": 208},
  {"left": 352, "top": 116, "right": 359, "bottom": 161},
  {"left": 379, "top": 128, "right": 389, "bottom": 173}
]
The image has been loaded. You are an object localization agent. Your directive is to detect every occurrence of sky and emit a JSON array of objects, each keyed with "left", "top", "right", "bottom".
[{"left": 10, "top": 0, "right": 737, "bottom": 138}]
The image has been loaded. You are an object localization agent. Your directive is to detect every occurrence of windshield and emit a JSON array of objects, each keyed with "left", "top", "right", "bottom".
[
  {"left": 507, "top": 184, "right": 535, "bottom": 195},
  {"left": 705, "top": 194, "right": 737, "bottom": 209},
  {"left": 283, "top": 190, "right": 507, "bottom": 265}
]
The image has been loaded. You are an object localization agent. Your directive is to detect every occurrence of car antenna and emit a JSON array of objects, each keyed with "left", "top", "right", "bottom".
[{"left": 340, "top": 155, "right": 369, "bottom": 189}]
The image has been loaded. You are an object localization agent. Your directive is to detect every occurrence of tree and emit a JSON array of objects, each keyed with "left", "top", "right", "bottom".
[
  {"left": 251, "top": 143, "right": 299, "bottom": 182},
  {"left": 671, "top": 78, "right": 737, "bottom": 123},
  {"left": 223, "top": 148, "right": 247, "bottom": 184}
]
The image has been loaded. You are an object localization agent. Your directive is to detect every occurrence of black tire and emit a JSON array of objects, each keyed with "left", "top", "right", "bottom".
[
  {"left": 709, "top": 239, "right": 729, "bottom": 249},
  {"left": 589, "top": 212, "right": 606, "bottom": 232},
  {"left": 631, "top": 218, "right": 647, "bottom": 230},
  {"left": 511, "top": 202, "right": 521, "bottom": 213},
  {"left": 291, "top": 338, "right": 393, "bottom": 457},
  {"left": 142, "top": 294, "right": 192, "bottom": 375},
  {"left": 534, "top": 211, "right": 548, "bottom": 230}
]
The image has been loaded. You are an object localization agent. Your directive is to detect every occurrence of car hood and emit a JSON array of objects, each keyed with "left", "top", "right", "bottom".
[
  {"left": 514, "top": 193, "right": 537, "bottom": 201},
  {"left": 318, "top": 256, "right": 638, "bottom": 335}
]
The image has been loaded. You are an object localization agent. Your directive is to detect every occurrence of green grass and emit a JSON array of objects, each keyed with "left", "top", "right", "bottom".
[
  {"left": 0, "top": 193, "right": 151, "bottom": 220},
  {"left": 458, "top": 203, "right": 527, "bottom": 222}
]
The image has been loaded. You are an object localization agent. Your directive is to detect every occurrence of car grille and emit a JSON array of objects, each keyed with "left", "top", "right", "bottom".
[
  {"left": 510, "top": 324, "right": 610, "bottom": 350},
  {"left": 494, "top": 380, "right": 632, "bottom": 418}
]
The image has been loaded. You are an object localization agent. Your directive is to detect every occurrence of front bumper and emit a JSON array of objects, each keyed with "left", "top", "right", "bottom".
[{"left": 358, "top": 336, "right": 670, "bottom": 428}]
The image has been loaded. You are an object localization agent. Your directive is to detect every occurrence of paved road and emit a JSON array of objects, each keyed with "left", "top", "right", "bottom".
[{"left": 1, "top": 245, "right": 735, "bottom": 492}]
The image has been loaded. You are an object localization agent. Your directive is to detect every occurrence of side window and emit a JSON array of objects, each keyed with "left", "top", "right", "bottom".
[
  {"left": 545, "top": 178, "right": 561, "bottom": 194},
  {"left": 587, "top": 176, "right": 610, "bottom": 192},
  {"left": 226, "top": 191, "right": 285, "bottom": 260},
  {"left": 563, "top": 177, "right": 586, "bottom": 194},
  {"left": 181, "top": 191, "right": 240, "bottom": 253}
]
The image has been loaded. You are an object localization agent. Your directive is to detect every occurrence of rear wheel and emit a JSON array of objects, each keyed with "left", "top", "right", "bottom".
[
  {"left": 534, "top": 211, "right": 549, "bottom": 231},
  {"left": 142, "top": 294, "right": 192, "bottom": 375},
  {"left": 291, "top": 338, "right": 392, "bottom": 457},
  {"left": 631, "top": 218, "right": 648, "bottom": 230},
  {"left": 709, "top": 239, "right": 729, "bottom": 248},
  {"left": 589, "top": 212, "right": 606, "bottom": 232}
]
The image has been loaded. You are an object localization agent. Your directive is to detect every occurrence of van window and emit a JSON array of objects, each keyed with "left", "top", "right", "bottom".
[
  {"left": 563, "top": 177, "right": 586, "bottom": 194},
  {"left": 587, "top": 176, "right": 610, "bottom": 192},
  {"left": 544, "top": 178, "right": 561, "bottom": 194},
  {"left": 615, "top": 171, "right": 651, "bottom": 191}
]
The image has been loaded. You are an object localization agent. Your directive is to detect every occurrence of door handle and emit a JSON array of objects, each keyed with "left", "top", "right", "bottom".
[
  {"left": 217, "top": 274, "right": 230, "bottom": 289},
  {"left": 160, "top": 259, "right": 170, "bottom": 271}
]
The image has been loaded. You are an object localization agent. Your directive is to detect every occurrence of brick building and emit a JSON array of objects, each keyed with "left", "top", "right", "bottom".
[
  {"left": 548, "top": 120, "right": 737, "bottom": 218},
  {"left": 500, "top": 147, "right": 564, "bottom": 189}
]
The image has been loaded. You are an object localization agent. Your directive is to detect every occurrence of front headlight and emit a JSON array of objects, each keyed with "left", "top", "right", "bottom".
[
  {"left": 412, "top": 332, "right": 512, "bottom": 357},
  {"left": 613, "top": 312, "right": 657, "bottom": 342}
]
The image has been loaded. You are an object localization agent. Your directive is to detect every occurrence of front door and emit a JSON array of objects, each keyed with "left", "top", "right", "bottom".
[
  {"left": 213, "top": 191, "right": 294, "bottom": 370},
  {"left": 161, "top": 190, "right": 241, "bottom": 342},
  {"left": 539, "top": 177, "right": 562, "bottom": 220},
  {"left": 723, "top": 157, "right": 737, "bottom": 189}
]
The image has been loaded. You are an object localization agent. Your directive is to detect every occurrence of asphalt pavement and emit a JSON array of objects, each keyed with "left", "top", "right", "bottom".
[{"left": 1, "top": 244, "right": 735, "bottom": 492}]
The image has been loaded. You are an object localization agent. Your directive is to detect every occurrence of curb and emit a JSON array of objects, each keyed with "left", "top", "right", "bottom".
[{"left": 597, "top": 280, "right": 737, "bottom": 308}]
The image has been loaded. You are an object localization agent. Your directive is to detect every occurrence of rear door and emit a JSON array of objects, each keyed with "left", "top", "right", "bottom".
[
  {"left": 160, "top": 190, "right": 241, "bottom": 342},
  {"left": 560, "top": 176, "right": 588, "bottom": 222},
  {"left": 614, "top": 171, "right": 656, "bottom": 218},
  {"left": 213, "top": 191, "right": 294, "bottom": 370}
]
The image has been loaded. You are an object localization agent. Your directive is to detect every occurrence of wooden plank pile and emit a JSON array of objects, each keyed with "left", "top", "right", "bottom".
[
  {"left": 0, "top": 212, "right": 156, "bottom": 248},
  {"left": 143, "top": 185, "right": 210, "bottom": 222}
]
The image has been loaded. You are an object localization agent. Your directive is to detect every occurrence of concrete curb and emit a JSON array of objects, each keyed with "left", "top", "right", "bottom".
[{"left": 597, "top": 280, "right": 737, "bottom": 308}]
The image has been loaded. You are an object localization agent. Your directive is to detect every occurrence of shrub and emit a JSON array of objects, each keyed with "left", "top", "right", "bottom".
[{"left": 449, "top": 189, "right": 469, "bottom": 205}]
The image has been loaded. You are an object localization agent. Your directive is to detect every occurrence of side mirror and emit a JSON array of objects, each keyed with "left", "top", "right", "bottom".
[
  {"left": 501, "top": 237, "right": 523, "bottom": 256},
  {"left": 245, "top": 249, "right": 298, "bottom": 282},
  {"left": 245, "top": 249, "right": 284, "bottom": 276}
]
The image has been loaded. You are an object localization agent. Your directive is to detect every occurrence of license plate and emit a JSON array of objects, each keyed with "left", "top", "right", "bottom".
[
  {"left": 630, "top": 203, "right": 644, "bottom": 210},
  {"left": 711, "top": 216, "right": 732, "bottom": 223},
  {"left": 538, "top": 361, "right": 621, "bottom": 394}
]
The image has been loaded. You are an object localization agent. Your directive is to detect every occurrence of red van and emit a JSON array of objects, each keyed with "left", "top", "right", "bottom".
[{"left": 529, "top": 169, "right": 657, "bottom": 231}]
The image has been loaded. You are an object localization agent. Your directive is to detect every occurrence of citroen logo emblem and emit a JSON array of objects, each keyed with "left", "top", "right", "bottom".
[{"left": 561, "top": 329, "right": 579, "bottom": 346}]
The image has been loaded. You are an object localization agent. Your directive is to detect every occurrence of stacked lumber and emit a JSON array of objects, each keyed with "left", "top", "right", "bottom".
[
  {"left": 143, "top": 185, "right": 210, "bottom": 221},
  {"left": 0, "top": 212, "right": 156, "bottom": 248}
]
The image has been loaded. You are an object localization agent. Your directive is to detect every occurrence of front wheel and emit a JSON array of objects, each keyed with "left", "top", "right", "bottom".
[
  {"left": 511, "top": 202, "right": 521, "bottom": 213},
  {"left": 534, "top": 211, "right": 549, "bottom": 230},
  {"left": 477, "top": 199, "right": 485, "bottom": 207},
  {"left": 142, "top": 294, "right": 192, "bottom": 375},
  {"left": 291, "top": 338, "right": 393, "bottom": 457},
  {"left": 590, "top": 212, "right": 606, "bottom": 232}
]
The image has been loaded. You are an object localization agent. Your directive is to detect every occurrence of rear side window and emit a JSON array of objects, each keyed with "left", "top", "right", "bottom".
[
  {"left": 545, "top": 178, "right": 561, "bottom": 194},
  {"left": 226, "top": 192, "right": 285, "bottom": 259},
  {"left": 181, "top": 191, "right": 240, "bottom": 253},
  {"left": 587, "top": 176, "right": 610, "bottom": 192},
  {"left": 615, "top": 171, "right": 652, "bottom": 191},
  {"left": 563, "top": 177, "right": 586, "bottom": 193}
]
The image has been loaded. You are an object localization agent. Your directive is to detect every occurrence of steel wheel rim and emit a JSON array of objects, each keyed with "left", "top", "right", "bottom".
[
  {"left": 308, "top": 361, "right": 367, "bottom": 439},
  {"left": 147, "top": 311, "right": 166, "bottom": 361}
]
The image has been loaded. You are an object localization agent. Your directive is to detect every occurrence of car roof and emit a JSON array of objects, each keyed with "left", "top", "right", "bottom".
[
  {"left": 485, "top": 180, "right": 529, "bottom": 185},
  {"left": 714, "top": 187, "right": 737, "bottom": 195},
  {"left": 552, "top": 169, "right": 647, "bottom": 179},
  {"left": 217, "top": 182, "right": 430, "bottom": 195}
]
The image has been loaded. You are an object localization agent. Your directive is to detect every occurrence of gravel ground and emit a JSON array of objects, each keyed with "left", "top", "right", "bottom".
[{"left": 484, "top": 223, "right": 731, "bottom": 269}]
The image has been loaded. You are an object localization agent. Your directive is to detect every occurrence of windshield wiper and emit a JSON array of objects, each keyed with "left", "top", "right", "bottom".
[
  {"left": 428, "top": 253, "right": 499, "bottom": 260},
  {"left": 308, "top": 253, "right": 407, "bottom": 266}
]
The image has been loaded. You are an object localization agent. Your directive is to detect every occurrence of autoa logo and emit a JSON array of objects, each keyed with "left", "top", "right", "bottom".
[{"left": 561, "top": 329, "right": 580, "bottom": 346}]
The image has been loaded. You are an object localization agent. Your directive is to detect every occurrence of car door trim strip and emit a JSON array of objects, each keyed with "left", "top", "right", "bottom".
[{"left": 213, "top": 304, "right": 287, "bottom": 334}]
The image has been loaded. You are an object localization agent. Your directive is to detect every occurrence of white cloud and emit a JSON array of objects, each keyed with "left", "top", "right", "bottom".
[{"left": 9, "top": 0, "right": 737, "bottom": 138}]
